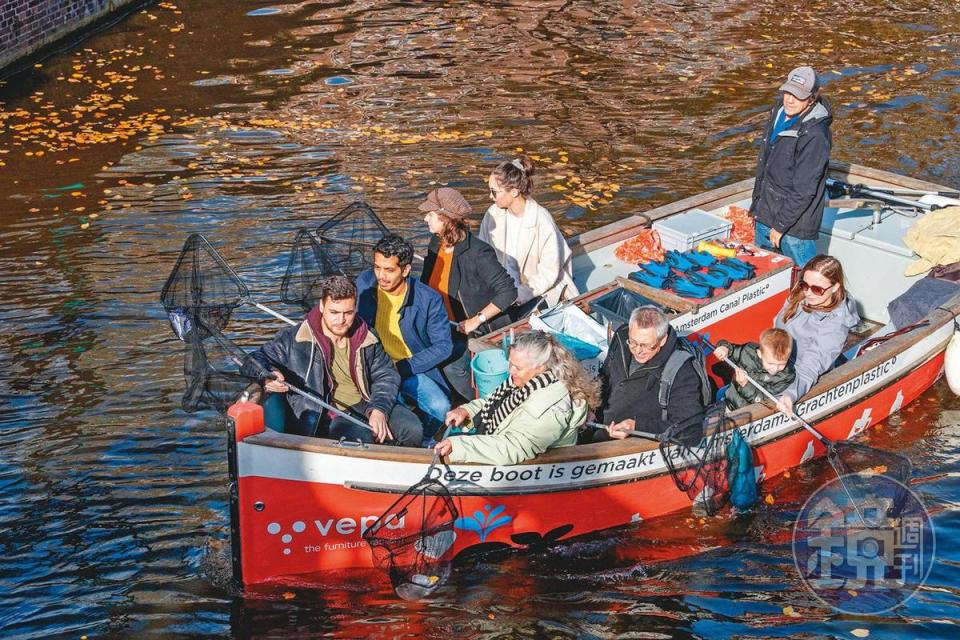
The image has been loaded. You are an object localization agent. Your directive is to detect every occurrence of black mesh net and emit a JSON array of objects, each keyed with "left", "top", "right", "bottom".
[
  {"left": 280, "top": 228, "right": 346, "bottom": 312},
  {"left": 659, "top": 403, "right": 738, "bottom": 516},
  {"left": 828, "top": 441, "right": 913, "bottom": 518},
  {"left": 315, "top": 202, "right": 391, "bottom": 277},
  {"left": 181, "top": 322, "right": 265, "bottom": 413},
  {"left": 160, "top": 234, "right": 248, "bottom": 340},
  {"left": 363, "top": 475, "right": 459, "bottom": 600}
]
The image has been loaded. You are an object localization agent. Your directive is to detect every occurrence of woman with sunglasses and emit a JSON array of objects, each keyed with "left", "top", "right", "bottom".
[
  {"left": 774, "top": 254, "right": 860, "bottom": 414},
  {"left": 479, "top": 155, "right": 579, "bottom": 320}
]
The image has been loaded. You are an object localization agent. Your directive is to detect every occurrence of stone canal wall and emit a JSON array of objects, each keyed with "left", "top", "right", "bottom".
[{"left": 0, "top": 0, "right": 143, "bottom": 74}]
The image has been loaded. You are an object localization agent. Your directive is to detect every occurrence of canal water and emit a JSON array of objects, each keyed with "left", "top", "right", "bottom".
[{"left": 1, "top": 0, "right": 959, "bottom": 637}]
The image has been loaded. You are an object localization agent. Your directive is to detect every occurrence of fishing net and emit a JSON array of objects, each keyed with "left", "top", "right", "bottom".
[
  {"left": 179, "top": 319, "right": 268, "bottom": 413},
  {"left": 659, "top": 403, "right": 740, "bottom": 516},
  {"left": 161, "top": 234, "right": 248, "bottom": 341},
  {"left": 314, "top": 202, "right": 391, "bottom": 276},
  {"left": 363, "top": 473, "right": 459, "bottom": 600},
  {"left": 828, "top": 441, "right": 913, "bottom": 518},
  {"left": 280, "top": 228, "right": 346, "bottom": 312}
]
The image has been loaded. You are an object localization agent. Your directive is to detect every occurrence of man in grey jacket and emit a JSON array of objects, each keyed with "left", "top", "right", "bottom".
[{"left": 751, "top": 66, "right": 833, "bottom": 269}]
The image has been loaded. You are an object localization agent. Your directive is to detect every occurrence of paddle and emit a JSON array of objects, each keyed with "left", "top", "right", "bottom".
[{"left": 705, "top": 338, "right": 912, "bottom": 520}]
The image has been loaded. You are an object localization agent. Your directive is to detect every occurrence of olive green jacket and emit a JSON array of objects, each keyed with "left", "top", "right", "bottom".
[{"left": 448, "top": 381, "right": 587, "bottom": 465}]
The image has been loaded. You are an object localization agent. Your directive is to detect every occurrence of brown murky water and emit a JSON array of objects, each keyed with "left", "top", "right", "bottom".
[{"left": 1, "top": 1, "right": 959, "bottom": 637}]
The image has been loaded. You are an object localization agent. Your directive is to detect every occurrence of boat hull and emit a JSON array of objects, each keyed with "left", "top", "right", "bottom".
[
  {"left": 226, "top": 162, "right": 960, "bottom": 587},
  {"left": 233, "top": 323, "right": 948, "bottom": 586}
]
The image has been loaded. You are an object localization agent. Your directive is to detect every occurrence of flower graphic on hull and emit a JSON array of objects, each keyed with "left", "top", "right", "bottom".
[{"left": 454, "top": 504, "right": 512, "bottom": 542}]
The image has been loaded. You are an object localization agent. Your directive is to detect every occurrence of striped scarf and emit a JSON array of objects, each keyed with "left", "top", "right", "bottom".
[{"left": 475, "top": 371, "right": 557, "bottom": 434}]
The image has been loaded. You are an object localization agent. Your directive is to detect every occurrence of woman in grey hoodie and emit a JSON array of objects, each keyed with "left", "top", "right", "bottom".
[{"left": 775, "top": 255, "right": 860, "bottom": 413}]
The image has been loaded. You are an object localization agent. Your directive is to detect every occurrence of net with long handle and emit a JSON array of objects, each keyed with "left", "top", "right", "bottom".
[
  {"left": 280, "top": 228, "right": 346, "bottom": 312},
  {"left": 705, "top": 337, "right": 914, "bottom": 519},
  {"left": 362, "top": 463, "right": 459, "bottom": 600},
  {"left": 314, "top": 202, "right": 391, "bottom": 276},
  {"left": 828, "top": 441, "right": 913, "bottom": 518},
  {"left": 161, "top": 234, "right": 249, "bottom": 340},
  {"left": 658, "top": 403, "right": 738, "bottom": 516},
  {"left": 182, "top": 324, "right": 261, "bottom": 413}
]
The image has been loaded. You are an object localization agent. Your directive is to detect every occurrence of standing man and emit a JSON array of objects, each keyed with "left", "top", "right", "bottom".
[
  {"left": 357, "top": 235, "right": 453, "bottom": 444},
  {"left": 242, "top": 275, "right": 423, "bottom": 446},
  {"left": 751, "top": 65, "right": 833, "bottom": 269}
]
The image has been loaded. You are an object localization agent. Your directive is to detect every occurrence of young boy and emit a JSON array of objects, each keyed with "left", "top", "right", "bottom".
[{"left": 713, "top": 328, "right": 795, "bottom": 410}]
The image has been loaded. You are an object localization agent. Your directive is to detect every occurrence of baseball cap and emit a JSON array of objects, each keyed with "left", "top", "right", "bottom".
[{"left": 779, "top": 66, "right": 819, "bottom": 100}]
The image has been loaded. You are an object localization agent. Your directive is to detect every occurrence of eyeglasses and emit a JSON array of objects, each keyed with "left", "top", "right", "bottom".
[
  {"left": 799, "top": 279, "right": 832, "bottom": 296},
  {"left": 627, "top": 338, "right": 661, "bottom": 352}
]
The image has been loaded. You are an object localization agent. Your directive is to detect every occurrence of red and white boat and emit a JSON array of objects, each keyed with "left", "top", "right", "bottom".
[{"left": 224, "top": 162, "right": 959, "bottom": 587}]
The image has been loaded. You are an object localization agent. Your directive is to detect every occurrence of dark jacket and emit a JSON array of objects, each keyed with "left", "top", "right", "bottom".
[
  {"left": 594, "top": 325, "right": 706, "bottom": 439},
  {"left": 750, "top": 97, "right": 833, "bottom": 240},
  {"left": 716, "top": 340, "right": 795, "bottom": 410},
  {"left": 241, "top": 314, "right": 399, "bottom": 420},
  {"left": 356, "top": 270, "right": 453, "bottom": 391},
  {"left": 420, "top": 232, "right": 517, "bottom": 332}
]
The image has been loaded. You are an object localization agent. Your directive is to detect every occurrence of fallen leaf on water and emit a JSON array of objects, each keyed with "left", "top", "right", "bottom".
[
  {"left": 851, "top": 629, "right": 869, "bottom": 638},
  {"left": 782, "top": 605, "right": 800, "bottom": 617},
  {"left": 282, "top": 591, "right": 295, "bottom": 600},
  {"left": 80, "top": 222, "right": 90, "bottom": 229},
  {"left": 765, "top": 494, "right": 775, "bottom": 505}
]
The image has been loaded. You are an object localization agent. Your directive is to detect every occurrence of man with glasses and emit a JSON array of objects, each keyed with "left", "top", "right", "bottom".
[{"left": 585, "top": 306, "right": 709, "bottom": 444}]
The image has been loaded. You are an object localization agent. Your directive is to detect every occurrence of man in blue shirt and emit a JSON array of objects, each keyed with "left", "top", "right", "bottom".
[{"left": 357, "top": 235, "right": 453, "bottom": 443}]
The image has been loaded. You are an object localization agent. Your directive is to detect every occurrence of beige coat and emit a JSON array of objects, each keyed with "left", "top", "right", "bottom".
[
  {"left": 479, "top": 197, "right": 579, "bottom": 306},
  {"left": 448, "top": 380, "right": 587, "bottom": 465}
]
